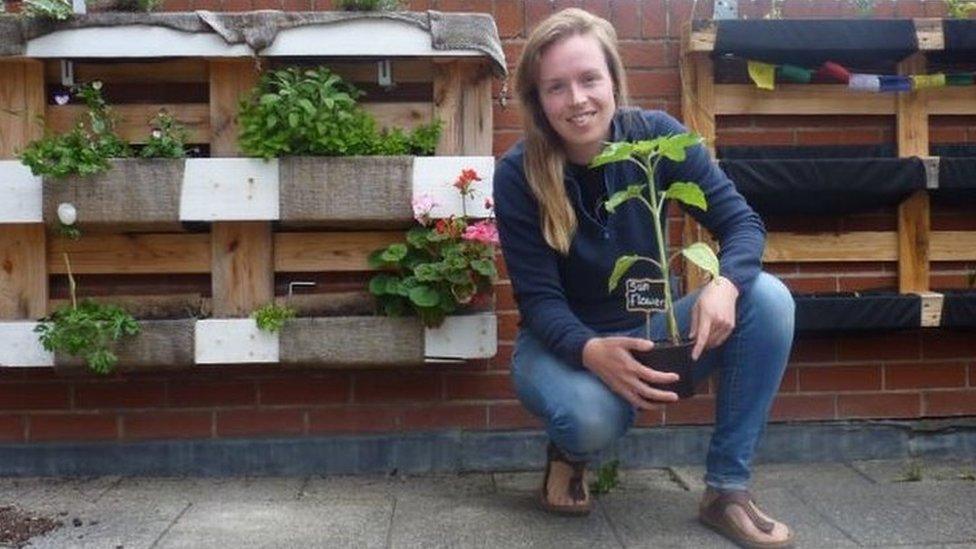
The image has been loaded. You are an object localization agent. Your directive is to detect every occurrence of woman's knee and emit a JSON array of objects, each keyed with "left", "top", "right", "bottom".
[
  {"left": 549, "top": 390, "right": 633, "bottom": 457},
  {"left": 742, "top": 272, "right": 795, "bottom": 323}
]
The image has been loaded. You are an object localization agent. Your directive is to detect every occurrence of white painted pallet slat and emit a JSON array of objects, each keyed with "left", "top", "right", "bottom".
[
  {"left": 180, "top": 158, "right": 280, "bottom": 221},
  {"left": 194, "top": 319, "right": 279, "bottom": 364},
  {"left": 425, "top": 313, "right": 497, "bottom": 360},
  {"left": 0, "top": 322, "right": 54, "bottom": 367},
  {"left": 413, "top": 156, "right": 495, "bottom": 219},
  {"left": 0, "top": 161, "right": 43, "bottom": 224}
]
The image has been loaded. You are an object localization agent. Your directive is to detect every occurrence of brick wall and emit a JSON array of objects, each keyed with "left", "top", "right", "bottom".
[{"left": 1, "top": 0, "right": 974, "bottom": 443}]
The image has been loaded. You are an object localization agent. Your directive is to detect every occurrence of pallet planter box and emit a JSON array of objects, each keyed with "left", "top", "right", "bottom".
[{"left": 0, "top": 11, "right": 504, "bottom": 371}]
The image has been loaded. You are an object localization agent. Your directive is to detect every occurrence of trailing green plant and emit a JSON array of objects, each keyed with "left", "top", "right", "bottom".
[
  {"left": 894, "top": 461, "right": 924, "bottom": 482},
  {"left": 87, "top": 0, "right": 163, "bottom": 11},
  {"left": 139, "top": 110, "right": 189, "bottom": 159},
  {"left": 237, "top": 66, "right": 441, "bottom": 160},
  {"left": 593, "top": 133, "right": 720, "bottom": 346},
  {"left": 20, "top": 81, "right": 131, "bottom": 178},
  {"left": 589, "top": 459, "right": 620, "bottom": 496},
  {"left": 369, "top": 169, "right": 498, "bottom": 328},
  {"left": 253, "top": 302, "right": 296, "bottom": 333},
  {"left": 21, "top": 0, "right": 73, "bottom": 19},
  {"left": 765, "top": 0, "right": 784, "bottom": 19},
  {"left": 335, "top": 0, "right": 402, "bottom": 10},
  {"left": 945, "top": 0, "right": 976, "bottom": 18},
  {"left": 850, "top": 0, "right": 877, "bottom": 16}
]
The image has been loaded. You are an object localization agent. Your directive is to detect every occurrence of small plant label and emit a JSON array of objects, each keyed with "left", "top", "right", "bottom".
[{"left": 625, "top": 278, "right": 667, "bottom": 313}]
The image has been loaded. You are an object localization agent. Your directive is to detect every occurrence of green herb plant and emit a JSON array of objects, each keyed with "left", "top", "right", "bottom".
[
  {"left": 369, "top": 169, "right": 498, "bottom": 328},
  {"left": 592, "top": 133, "right": 720, "bottom": 346},
  {"left": 20, "top": 81, "right": 131, "bottom": 178},
  {"left": 139, "top": 110, "right": 189, "bottom": 158},
  {"left": 944, "top": 0, "right": 976, "bottom": 18},
  {"left": 850, "top": 0, "right": 877, "bottom": 16},
  {"left": 589, "top": 459, "right": 620, "bottom": 496},
  {"left": 237, "top": 66, "right": 441, "bottom": 160},
  {"left": 35, "top": 219, "right": 140, "bottom": 375},
  {"left": 253, "top": 302, "right": 296, "bottom": 333},
  {"left": 21, "top": 0, "right": 73, "bottom": 19},
  {"left": 335, "top": 0, "right": 402, "bottom": 10}
]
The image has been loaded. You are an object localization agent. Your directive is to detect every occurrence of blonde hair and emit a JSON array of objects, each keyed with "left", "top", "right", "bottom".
[{"left": 514, "top": 8, "right": 630, "bottom": 254}]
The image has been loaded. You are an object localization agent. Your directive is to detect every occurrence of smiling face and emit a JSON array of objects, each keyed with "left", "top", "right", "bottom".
[{"left": 537, "top": 32, "right": 616, "bottom": 165}]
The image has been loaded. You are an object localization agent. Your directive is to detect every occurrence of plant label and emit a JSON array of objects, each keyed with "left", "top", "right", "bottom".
[{"left": 625, "top": 278, "right": 666, "bottom": 313}]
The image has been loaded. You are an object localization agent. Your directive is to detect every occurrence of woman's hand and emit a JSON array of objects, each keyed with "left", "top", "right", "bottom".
[
  {"left": 582, "top": 337, "right": 680, "bottom": 409},
  {"left": 689, "top": 276, "right": 740, "bottom": 361}
]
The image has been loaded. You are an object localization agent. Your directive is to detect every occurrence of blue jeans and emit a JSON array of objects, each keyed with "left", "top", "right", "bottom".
[{"left": 511, "top": 272, "right": 795, "bottom": 491}]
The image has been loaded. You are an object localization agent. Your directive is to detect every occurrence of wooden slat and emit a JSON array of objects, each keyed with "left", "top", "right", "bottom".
[
  {"left": 274, "top": 232, "right": 401, "bottom": 272},
  {"left": 0, "top": 224, "right": 48, "bottom": 319},
  {"left": 688, "top": 24, "right": 716, "bottom": 52},
  {"left": 917, "top": 291, "right": 944, "bottom": 328},
  {"left": 208, "top": 59, "right": 260, "bottom": 155},
  {"left": 931, "top": 231, "right": 976, "bottom": 261},
  {"left": 280, "top": 317, "right": 424, "bottom": 366},
  {"left": 928, "top": 87, "right": 976, "bottom": 115},
  {"left": 0, "top": 60, "right": 45, "bottom": 158},
  {"left": 433, "top": 60, "right": 464, "bottom": 155},
  {"left": 716, "top": 84, "right": 897, "bottom": 116},
  {"left": 44, "top": 59, "right": 209, "bottom": 84},
  {"left": 897, "top": 53, "right": 930, "bottom": 294},
  {"left": 296, "top": 59, "right": 434, "bottom": 84},
  {"left": 55, "top": 319, "right": 195, "bottom": 372},
  {"left": 461, "top": 61, "right": 494, "bottom": 155},
  {"left": 47, "top": 103, "right": 211, "bottom": 144},
  {"left": 48, "top": 233, "right": 211, "bottom": 274},
  {"left": 363, "top": 102, "right": 434, "bottom": 131},
  {"left": 764, "top": 232, "right": 898, "bottom": 263}
]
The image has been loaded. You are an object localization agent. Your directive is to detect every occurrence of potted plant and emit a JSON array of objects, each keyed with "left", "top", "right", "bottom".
[{"left": 591, "top": 133, "right": 720, "bottom": 399}]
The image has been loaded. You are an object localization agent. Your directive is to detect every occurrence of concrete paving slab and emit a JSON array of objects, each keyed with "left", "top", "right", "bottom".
[
  {"left": 798, "top": 481, "right": 976, "bottom": 546},
  {"left": 668, "top": 461, "right": 871, "bottom": 493},
  {"left": 598, "top": 486, "right": 723, "bottom": 548},
  {"left": 304, "top": 471, "right": 494, "bottom": 500},
  {"left": 156, "top": 498, "right": 393, "bottom": 549},
  {"left": 390, "top": 490, "right": 622, "bottom": 548},
  {"left": 27, "top": 498, "right": 188, "bottom": 549},
  {"left": 851, "top": 458, "right": 976, "bottom": 484}
]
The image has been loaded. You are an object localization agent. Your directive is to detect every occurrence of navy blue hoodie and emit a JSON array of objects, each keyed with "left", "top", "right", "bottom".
[{"left": 493, "top": 108, "right": 766, "bottom": 366}]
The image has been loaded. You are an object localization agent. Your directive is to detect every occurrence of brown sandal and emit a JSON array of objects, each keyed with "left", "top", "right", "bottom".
[
  {"left": 538, "top": 442, "right": 592, "bottom": 516},
  {"left": 699, "top": 490, "right": 795, "bottom": 549}
]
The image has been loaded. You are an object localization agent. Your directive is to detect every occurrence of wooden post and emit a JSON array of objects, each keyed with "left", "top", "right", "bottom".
[
  {"left": 208, "top": 60, "right": 272, "bottom": 317},
  {"left": 434, "top": 60, "right": 494, "bottom": 156},
  {"left": 679, "top": 27, "right": 717, "bottom": 292},
  {"left": 896, "top": 53, "right": 930, "bottom": 294},
  {"left": 0, "top": 60, "right": 47, "bottom": 319}
]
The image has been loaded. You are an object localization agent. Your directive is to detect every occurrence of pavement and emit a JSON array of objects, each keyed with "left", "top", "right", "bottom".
[{"left": 2, "top": 457, "right": 975, "bottom": 548}]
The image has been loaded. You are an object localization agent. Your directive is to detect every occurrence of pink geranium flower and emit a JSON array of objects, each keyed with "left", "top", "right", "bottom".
[
  {"left": 412, "top": 193, "right": 439, "bottom": 226},
  {"left": 462, "top": 219, "right": 499, "bottom": 245}
]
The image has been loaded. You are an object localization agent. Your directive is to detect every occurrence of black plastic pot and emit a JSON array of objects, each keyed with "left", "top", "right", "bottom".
[{"left": 631, "top": 339, "right": 696, "bottom": 400}]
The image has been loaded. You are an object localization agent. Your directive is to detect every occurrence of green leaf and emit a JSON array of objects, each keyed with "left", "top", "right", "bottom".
[
  {"left": 664, "top": 182, "right": 707, "bottom": 211},
  {"left": 658, "top": 133, "right": 702, "bottom": 162},
  {"left": 604, "top": 184, "right": 645, "bottom": 214},
  {"left": 288, "top": 112, "right": 300, "bottom": 128},
  {"left": 297, "top": 98, "right": 316, "bottom": 115},
  {"left": 589, "top": 142, "right": 634, "bottom": 168},
  {"left": 408, "top": 285, "right": 440, "bottom": 307},
  {"left": 414, "top": 263, "right": 442, "bottom": 282},
  {"left": 379, "top": 243, "right": 408, "bottom": 263},
  {"left": 369, "top": 274, "right": 394, "bottom": 295},
  {"left": 406, "top": 226, "right": 430, "bottom": 248},
  {"left": 681, "top": 242, "right": 720, "bottom": 280},
  {"left": 631, "top": 137, "right": 662, "bottom": 157},
  {"left": 608, "top": 255, "right": 639, "bottom": 292},
  {"left": 470, "top": 258, "right": 497, "bottom": 278}
]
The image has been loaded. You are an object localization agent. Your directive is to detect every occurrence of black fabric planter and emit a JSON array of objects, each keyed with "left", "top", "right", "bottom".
[
  {"left": 631, "top": 340, "right": 696, "bottom": 400},
  {"left": 932, "top": 156, "right": 976, "bottom": 204},
  {"left": 712, "top": 19, "right": 918, "bottom": 65},
  {"left": 944, "top": 20, "right": 976, "bottom": 52},
  {"left": 794, "top": 291, "right": 921, "bottom": 333},
  {"left": 718, "top": 145, "right": 897, "bottom": 160},
  {"left": 940, "top": 291, "right": 976, "bottom": 329},
  {"left": 719, "top": 157, "right": 926, "bottom": 216}
]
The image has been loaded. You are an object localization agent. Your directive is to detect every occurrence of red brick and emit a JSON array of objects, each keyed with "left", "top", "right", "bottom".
[
  {"left": 281, "top": 0, "right": 311, "bottom": 9},
  {"left": 641, "top": 0, "right": 667, "bottom": 38},
  {"left": 778, "top": 368, "right": 798, "bottom": 393},
  {"left": 795, "top": 262, "right": 891, "bottom": 274},
  {"left": 796, "top": 129, "right": 884, "bottom": 146},
  {"left": 619, "top": 41, "right": 673, "bottom": 70},
  {"left": 895, "top": 0, "right": 925, "bottom": 17},
  {"left": 497, "top": 312, "right": 520, "bottom": 341},
  {"left": 664, "top": 396, "right": 715, "bottom": 425},
  {"left": 581, "top": 0, "right": 611, "bottom": 20},
  {"left": 400, "top": 404, "right": 486, "bottom": 430},
  {"left": 259, "top": 375, "right": 349, "bottom": 405},
  {"left": 924, "top": 0, "right": 948, "bottom": 16},
  {"left": 493, "top": 131, "right": 522, "bottom": 157},
  {"left": 780, "top": 276, "right": 837, "bottom": 294},
  {"left": 444, "top": 372, "right": 515, "bottom": 400},
  {"left": 403, "top": 0, "right": 428, "bottom": 10},
  {"left": 837, "top": 393, "right": 921, "bottom": 419},
  {"left": 924, "top": 390, "right": 976, "bottom": 417},
  {"left": 524, "top": 0, "right": 554, "bottom": 33},
  {"left": 160, "top": 0, "right": 191, "bottom": 10},
  {"left": 216, "top": 409, "right": 305, "bottom": 437},
  {"left": 628, "top": 70, "right": 681, "bottom": 98},
  {"left": 252, "top": 0, "right": 281, "bottom": 7},
  {"left": 837, "top": 332, "right": 920, "bottom": 362},
  {"left": 841, "top": 215, "right": 897, "bottom": 232},
  {"left": 0, "top": 415, "right": 25, "bottom": 442},
  {"left": 439, "top": 0, "right": 492, "bottom": 14},
  {"left": 494, "top": 0, "right": 524, "bottom": 38},
  {"left": 123, "top": 411, "right": 213, "bottom": 440},
  {"left": 666, "top": 0, "right": 695, "bottom": 37},
  {"left": 971, "top": 364, "right": 976, "bottom": 386},
  {"left": 168, "top": 380, "right": 256, "bottom": 407},
  {"left": 769, "top": 394, "right": 836, "bottom": 421},
  {"left": 799, "top": 365, "right": 882, "bottom": 392},
  {"left": 931, "top": 127, "right": 968, "bottom": 144},
  {"left": 353, "top": 371, "right": 441, "bottom": 403},
  {"left": 922, "top": 330, "right": 976, "bottom": 359},
  {"left": 553, "top": 0, "right": 582, "bottom": 10},
  {"left": 716, "top": 129, "right": 795, "bottom": 147},
  {"left": 191, "top": 0, "right": 221, "bottom": 7},
  {"left": 610, "top": 0, "right": 641, "bottom": 39},
  {"left": 488, "top": 343, "right": 514, "bottom": 371},
  {"left": 885, "top": 363, "right": 967, "bottom": 390},
  {"left": 488, "top": 403, "right": 544, "bottom": 429},
  {"left": 493, "top": 101, "right": 524, "bottom": 130},
  {"left": 0, "top": 384, "right": 70, "bottom": 410},
  {"left": 634, "top": 405, "right": 665, "bottom": 427},
  {"left": 74, "top": 381, "right": 166, "bottom": 409},
  {"left": 495, "top": 282, "right": 517, "bottom": 312},
  {"left": 308, "top": 407, "right": 399, "bottom": 434},
  {"left": 872, "top": 0, "right": 897, "bottom": 17},
  {"left": 789, "top": 336, "right": 837, "bottom": 364},
  {"left": 30, "top": 414, "right": 118, "bottom": 441},
  {"left": 222, "top": 0, "right": 253, "bottom": 10},
  {"left": 836, "top": 275, "right": 898, "bottom": 292}
]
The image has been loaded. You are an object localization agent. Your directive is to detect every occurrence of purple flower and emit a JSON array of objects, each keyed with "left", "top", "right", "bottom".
[{"left": 53, "top": 93, "right": 70, "bottom": 106}]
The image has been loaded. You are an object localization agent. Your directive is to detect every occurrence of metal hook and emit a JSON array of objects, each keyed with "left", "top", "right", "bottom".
[
  {"left": 60, "top": 60, "right": 74, "bottom": 87},
  {"left": 288, "top": 281, "right": 316, "bottom": 298}
]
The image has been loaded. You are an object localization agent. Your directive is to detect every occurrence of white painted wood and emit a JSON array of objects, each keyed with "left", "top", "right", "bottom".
[
  {"left": 180, "top": 158, "right": 279, "bottom": 221},
  {"left": 194, "top": 319, "right": 279, "bottom": 364},
  {"left": 25, "top": 27, "right": 252, "bottom": 58},
  {"left": 0, "top": 322, "right": 54, "bottom": 367},
  {"left": 23, "top": 21, "right": 482, "bottom": 59},
  {"left": 425, "top": 313, "right": 496, "bottom": 360},
  {"left": 0, "top": 162, "right": 42, "bottom": 224},
  {"left": 412, "top": 156, "right": 495, "bottom": 219},
  {"left": 263, "top": 20, "right": 482, "bottom": 57}
]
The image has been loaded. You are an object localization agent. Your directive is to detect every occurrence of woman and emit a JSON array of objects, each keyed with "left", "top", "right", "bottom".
[{"left": 493, "top": 8, "right": 796, "bottom": 548}]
